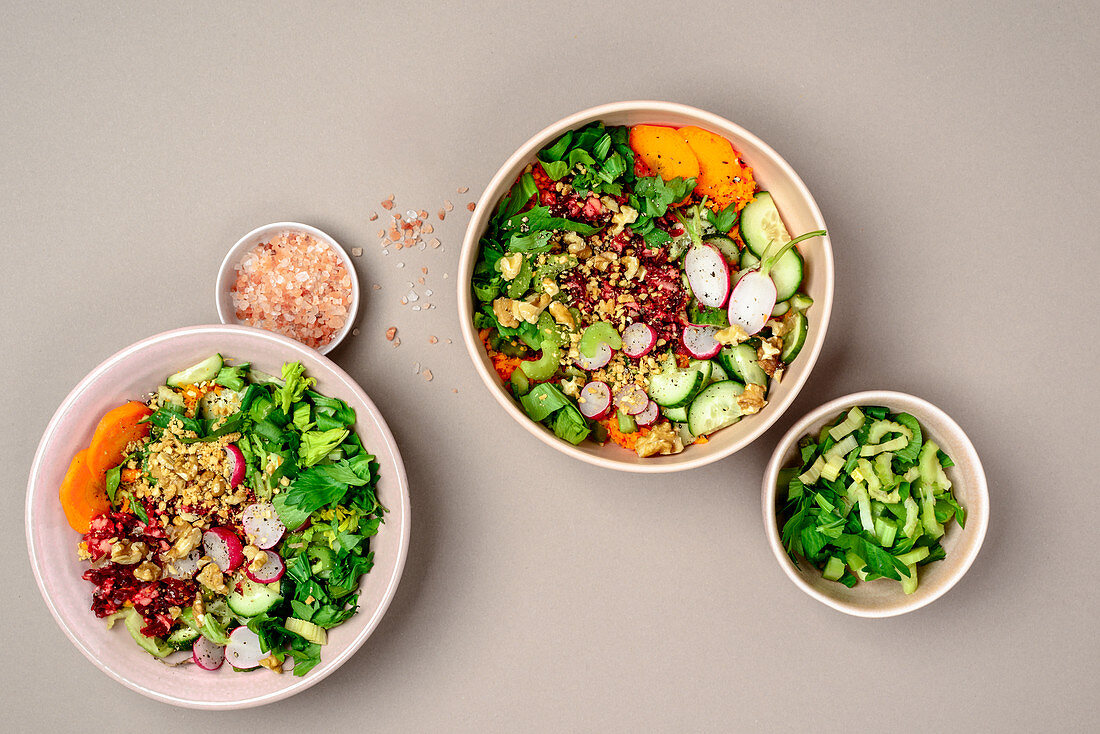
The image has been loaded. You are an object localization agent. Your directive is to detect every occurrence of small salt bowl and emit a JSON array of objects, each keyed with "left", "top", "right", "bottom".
[{"left": 215, "top": 222, "right": 360, "bottom": 355}]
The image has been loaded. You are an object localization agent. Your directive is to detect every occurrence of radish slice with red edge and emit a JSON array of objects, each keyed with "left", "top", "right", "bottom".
[
  {"left": 241, "top": 502, "right": 286, "bottom": 550},
  {"left": 202, "top": 527, "right": 244, "bottom": 572},
  {"left": 684, "top": 243, "right": 731, "bottom": 308},
  {"left": 225, "top": 625, "right": 265, "bottom": 670},
  {"left": 728, "top": 229, "right": 826, "bottom": 335},
  {"left": 192, "top": 636, "right": 225, "bottom": 671},
  {"left": 224, "top": 443, "right": 245, "bottom": 487},
  {"left": 634, "top": 399, "right": 660, "bottom": 427},
  {"left": 621, "top": 322, "right": 657, "bottom": 358},
  {"left": 244, "top": 550, "right": 286, "bottom": 583},
  {"left": 578, "top": 381, "right": 612, "bottom": 420},
  {"left": 575, "top": 341, "right": 613, "bottom": 370},
  {"left": 615, "top": 383, "right": 649, "bottom": 415},
  {"left": 165, "top": 548, "right": 202, "bottom": 579},
  {"left": 682, "top": 325, "right": 722, "bottom": 359}
]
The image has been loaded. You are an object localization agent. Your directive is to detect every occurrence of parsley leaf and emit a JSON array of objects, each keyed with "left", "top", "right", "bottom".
[{"left": 280, "top": 461, "right": 369, "bottom": 515}]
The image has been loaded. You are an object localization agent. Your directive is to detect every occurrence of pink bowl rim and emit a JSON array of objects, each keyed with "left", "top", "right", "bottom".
[
  {"left": 24, "top": 324, "right": 410, "bottom": 708},
  {"left": 760, "top": 390, "right": 990, "bottom": 617},
  {"left": 456, "top": 100, "right": 834, "bottom": 473}
]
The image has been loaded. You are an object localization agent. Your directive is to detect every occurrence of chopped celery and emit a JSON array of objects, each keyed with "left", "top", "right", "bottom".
[
  {"left": 874, "top": 517, "right": 897, "bottom": 548},
  {"left": 901, "top": 563, "right": 919, "bottom": 594},
  {"left": 828, "top": 407, "right": 866, "bottom": 441},
  {"left": 777, "top": 406, "right": 963, "bottom": 594},
  {"left": 820, "top": 454, "right": 845, "bottom": 482},
  {"left": 896, "top": 547, "right": 930, "bottom": 566},
  {"left": 822, "top": 556, "right": 846, "bottom": 581},
  {"left": 799, "top": 456, "right": 825, "bottom": 484},
  {"left": 826, "top": 434, "right": 859, "bottom": 459}
]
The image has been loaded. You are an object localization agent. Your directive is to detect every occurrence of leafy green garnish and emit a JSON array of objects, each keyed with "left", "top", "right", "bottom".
[
  {"left": 705, "top": 202, "right": 739, "bottom": 233},
  {"left": 276, "top": 362, "right": 316, "bottom": 415},
  {"left": 518, "top": 383, "right": 590, "bottom": 444},
  {"left": 105, "top": 464, "right": 121, "bottom": 504},
  {"left": 214, "top": 362, "right": 250, "bottom": 392},
  {"left": 299, "top": 428, "right": 350, "bottom": 467}
]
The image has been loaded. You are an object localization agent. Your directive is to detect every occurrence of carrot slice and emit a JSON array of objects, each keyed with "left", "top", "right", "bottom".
[
  {"left": 59, "top": 449, "right": 109, "bottom": 533},
  {"left": 629, "top": 125, "right": 701, "bottom": 186},
  {"left": 678, "top": 126, "right": 757, "bottom": 211},
  {"left": 87, "top": 401, "right": 153, "bottom": 477}
]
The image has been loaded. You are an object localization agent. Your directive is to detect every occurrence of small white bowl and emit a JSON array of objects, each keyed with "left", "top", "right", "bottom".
[
  {"left": 215, "top": 222, "right": 360, "bottom": 355},
  {"left": 762, "top": 391, "right": 989, "bottom": 617}
]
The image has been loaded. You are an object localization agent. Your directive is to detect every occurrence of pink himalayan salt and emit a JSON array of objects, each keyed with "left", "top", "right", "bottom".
[{"left": 230, "top": 232, "right": 352, "bottom": 348}]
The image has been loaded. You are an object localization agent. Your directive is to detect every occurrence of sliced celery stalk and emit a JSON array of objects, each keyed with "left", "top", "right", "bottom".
[
  {"left": 822, "top": 556, "right": 846, "bottom": 581},
  {"left": 828, "top": 407, "right": 866, "bottom": 441},
  {"left": 901, "top": 563, "right": 919, "bottom": 594},
  {"left": 897, "top": 547, "right": 930, "bottom": 566}
]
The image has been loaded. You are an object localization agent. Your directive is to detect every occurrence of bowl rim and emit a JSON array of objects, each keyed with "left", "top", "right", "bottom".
[
  {"left": 760, "top": 390, "right": 989, "bottom": 618},
  {"left": 25, "top": 324, "right": 410, "bottom": 708},
  {"left": 456, "top": 100, "right": 834, "bottom": 473},
  {"left": 214, "top": 221, "right": 361, "bottom": 356}
]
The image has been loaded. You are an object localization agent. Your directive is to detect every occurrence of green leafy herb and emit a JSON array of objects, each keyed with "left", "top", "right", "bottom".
[
  {"left": 214, "top": 362, "right": 250, "bottom": 391},
  {"left": 705, "top": 202, "right": 739, "bottom": 233},
  {"left": 299, "top": 428, "right": 350, "bottom": 467},
  {"left": 105, "top": 464, "right": 121, "bottom": 504},
  {"left": 276, "top": 362, "right": 316, "bottom": 415}
]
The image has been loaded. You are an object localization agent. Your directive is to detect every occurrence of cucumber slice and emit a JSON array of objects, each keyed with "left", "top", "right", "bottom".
[
  {"left": 726, "top": 343, "right": 768, "bottom": 386},
  {"left": 123, "top": 608, "right": 172, "bottom": 658},
  {"left": 227, "top": 579, "right": 283, "bottom": 618},
  {"left": 166, "top": 354, "right": 224, "bottom": 388},
  {"left": 716, "top": 347, "right": 742, "bottom": 384},
  {"left": 199, "top": 388, "right": 242, "bottom": 420},
  {"left": 702, "top": 233, "right": 739, "bottom": 262},
  {"left": 740, "top": 192, "right": 789, "bottom": 257},
  {"left": 739, "top": 239, "right": 802, "bottom": 301},
  {"left": 770, "top": 300, "right": 790, "bottom": 318},
  {"left": 687, "top": 381, "right": 745, "bottom": 436},
  {"left": 662, "top": 405, "right": 689, "bottom": 423},
  {"left": 780, "top": 311, "right": 808, "bottom": 363},
  {"left": 687, "top": 359, "right": 712, "bottom": 385},
  {"left": 166, "top": 624, "right": 201, "bottom": 650},
  {"left": 788, "top": 293, "right": 814, "bottom": 311},
  {"left": 156, "top": 385, "right": 185, "bottom": 409},
  {"left": 647, "top": 363, "right": 705, "bottom": 408},
  {"left": 709, "top": 362, "right": 729, "bottom": 383},
  {"left": 616, "top": 410, "right": 637, "bottom": 434}
]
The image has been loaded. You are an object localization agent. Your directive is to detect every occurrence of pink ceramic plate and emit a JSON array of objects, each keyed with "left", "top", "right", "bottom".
[{"left": 25, "top": 325, "right": 410, "bottom": 708}]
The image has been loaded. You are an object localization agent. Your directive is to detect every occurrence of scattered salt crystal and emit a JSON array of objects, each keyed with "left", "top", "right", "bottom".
[
  {"left": 425, "top": 289, "right": 433, "bottom": 297},
  {"left": 382, "top": 249, "right": 389, "bottom": 255},
  {"left": 396, "top": 262, "right": 405, "bottom": 269},
  {"left": 457, "top": 186, "right": 469, "bottom": 193},
  {"left": 466, "top": 202, "right": 477, "bottom": 211},
  {"left": 422, "top": 224, "right": 434, "bottom": 234},
  {"left": 405, "top": 209, "right": 417, "bottom": 219},
  {"left": 429, "top": 336, "right": 438, "bottom": 344},
  {"left": 443, "top": 273, "right": 449, "bottom": 279},
  {"left": 413, "top": 362, "right": 420, "bottom": 373},
  {"left": 352, "top": 328, "right": 360, "bottom": 336},
  {"left": 351, "top": 247, "right": 363, "bottom": 257},
  {"left": 444, "top": 200, "right": 454, "bottom": 211},
  {"left": 423, "top": 369, "right": 433, "bottom": 381},
  {"left": 406, "top": 290, "right": 419, "bottom": 302},
  {"left": 372, "top": 284, "right": 382, "bottom": 290},
  {"left": 369, "top": 212, "right": 378, "bottom": 221},
  {"left": 429, "top": 238, "right": 441, "bottom": 248},
  {"left": 412, "top": 305, "right": 421, "bottom": 311}
]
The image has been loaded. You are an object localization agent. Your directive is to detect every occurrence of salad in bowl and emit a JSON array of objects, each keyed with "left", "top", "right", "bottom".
[
  {"left": 59, "top": 353, "right": 385, "bottom": 677},
  {"left": 470, "top": 118, "right": 825, "bottom": 460}
]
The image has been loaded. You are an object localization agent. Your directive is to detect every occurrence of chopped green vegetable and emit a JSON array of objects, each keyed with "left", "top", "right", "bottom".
[{"left": 777, "top": 407, "right": 963, "bottom": 594}]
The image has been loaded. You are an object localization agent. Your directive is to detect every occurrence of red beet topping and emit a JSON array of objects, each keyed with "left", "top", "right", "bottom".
[
  {"left": 560, "top": 232, "right": 689, "bottom": 350},
  {"left": 81, "top": 511, "right": 196, "bottom": 637}
]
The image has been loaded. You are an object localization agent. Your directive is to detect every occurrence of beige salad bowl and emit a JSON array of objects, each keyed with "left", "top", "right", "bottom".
[{"left": 457, "top": 101, "right": 834, "bottom": 472}]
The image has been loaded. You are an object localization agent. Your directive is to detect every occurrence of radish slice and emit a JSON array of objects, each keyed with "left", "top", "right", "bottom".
[
  {"left": 634, "top": 400, "right": 660, "bottom": 427},
  {"left": 244, "top": 550, "right": 286, "bottom": 583},
  {"left": 202, "top": 527, "right": 244, "bottom": 572},
  {"left": 225, "top": 625, "right": 264, "bottom": 670},
  {"left": 682, "top": 325, "right": 722, "bottom": 359},
  {"left": 726, "top": 270, "right": 778, "bottom": 336},
  {"left": 224, "top": 444, "right": 246, "bottom": 487},
  {"left": 241, "top": 502, "right": 286, "bottom": 550},
  {"left": 621, "top": 322, "right": 657, "bottom": 358},
  {"left": 192, "top": 636, "right": 225, "bottom": 671},
  {"left": 577, "top": 381, "right": 612, "bottom": 420},
  {"left": 615, "top": 383, "right": 649, "bottom": 415},
  {"left": 684, "top": 243, "right": 731, "bottom": 308},
  {"left": 164, "top": 549, "right": 202, "bottom": 579},
  {"left": 575, "top": 341, "right": 613, "bottom": 370}
]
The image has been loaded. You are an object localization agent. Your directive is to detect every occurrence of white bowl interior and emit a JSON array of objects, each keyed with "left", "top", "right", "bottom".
[
  {"left": 215, "top": 222, "right": 360, "bottom": 356},
  {"left": 26, "top": 325, "right": 408, "bottom": 707},
  {"left": 762, "top": 391, "right": 989, "bottom": 616}
]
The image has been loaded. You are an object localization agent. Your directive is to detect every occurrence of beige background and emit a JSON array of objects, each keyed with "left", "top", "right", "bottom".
[{"left": 2, "top": 1, "right": 1097, "bottom": 731}]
